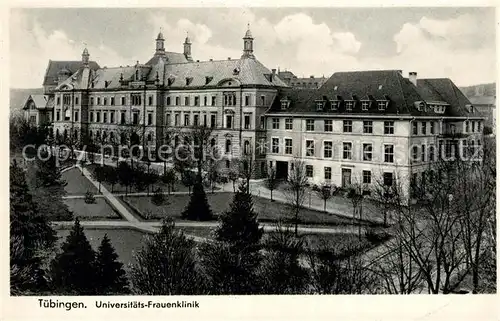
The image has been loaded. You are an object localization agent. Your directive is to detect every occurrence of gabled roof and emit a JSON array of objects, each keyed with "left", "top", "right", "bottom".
[
  {"left": 43, "top": 60, "right": 100, "bottom": 87},
  {"left": 267, "top": 70, "right": 477, "bottom": 117},
  {"left": 268, "top": 88, "right": 316, "bottom": 112},
  {"left": 23, "top": 94, "right": 49, "bottom": 109}
]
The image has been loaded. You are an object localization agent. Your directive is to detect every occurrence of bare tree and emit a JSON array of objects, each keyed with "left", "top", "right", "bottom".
[
  {"left": 116, "top": 123, "right": 144, "bottom": 169},
  {"left": 238, "top": 155, "right": 255, "bottom": 194},
  {"left": 285, "top": 159, "right": 308, "bottom": 236},
  {"left": 315, "top": 183, "right": 340, "bottom": 213},
  {"left": 347, "top": 183, "right": 364, "bottom": 240},
  {"left": 265, "top": 164, "right": 279, "bottom": 202}
]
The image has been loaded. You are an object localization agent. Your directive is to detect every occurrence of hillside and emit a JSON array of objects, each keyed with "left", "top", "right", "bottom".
[
  {"left": 10, "top": 88, "right": 44, "bottom": 115},
  {"left": 459, "top": 83, "right": 496, "bottom": 97}
]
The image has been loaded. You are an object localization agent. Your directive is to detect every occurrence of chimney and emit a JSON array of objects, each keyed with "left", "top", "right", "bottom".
[
  {"left": 228, "top": 57, "right": 231, "bottom": 60},
  {"left": 310, "top": 75, "right": 314, "bottom": 78},
  {"left": 409, "top": 72, "right": 417, "bottom": 86},
  {"left": 271, "top": 69, "right": 276, "bottom": 82}
]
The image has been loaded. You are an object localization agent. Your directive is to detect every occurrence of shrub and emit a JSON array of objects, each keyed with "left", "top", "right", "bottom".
[
  {"left": 365, "top": 229, "right": 391, "bottom": 244},
  {"left": 84, "top": 190, "right": 96, "bottom": 204},
  {"left": 151, "top": 188, "right": 165, "bottom": 206}
]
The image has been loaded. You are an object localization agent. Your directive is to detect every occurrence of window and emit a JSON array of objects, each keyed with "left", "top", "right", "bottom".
[
  {"left": 193, "top": 114, "right": 199, "bottom": 126},
  {"left": 121, "top": 97, "right": 125, "bottom": 105},
  {"left": 383, "top": 172, "right": 393, "bottom": 186},
  {"left": 363, "top": 170, "right": 372, "bottom": 184},
  {"left": 324, "top": 141, "right": 333, "bottom": 158},
  {"left": 421, "top": 144, "right": 426, "bottom": 162},
  {"left": 194, "top": 96, "right": 199, "bottom": 106},
  {"left": 430, "top": 121, "right": 435, "bottom": 134},
  {"left": 343, "top": 142, "right": 352, "bottom": 160},
  {"left": 110, "top": 112, "right": 115, "bottom": 123},
  {"left": 324, "top": 167, "right": 332, "bottom": 180},
  {"left": 281, "top": 99, "right": 289, "bottom": 110},
  {"left": 272, "top": 138, "right": 279, "bottom": 153},
  {"left": 89, "top": 111, "right": 94, "bottom": 122},
  {"left": 74, "top": 111, "right": 79, "bottom": 122},
  {"left": 131, "top": 94, "right": 141, "bottom": 106},
  {"left": 120, "top": 112, "right": 125, "bottom": 124},
  {"left": 384, "top": 121, "right": 394, "bottom": 134},
  {"left": 184, "top": 97, "right": 190, "bottom": 106},
  {"left": 103, "top": 97, "right": 107, "bottom": 106},
  {"left": 361, "top": 101, "right": 370, "bottom": 111},
  {"left": 345, "top": 101, "right": 354, "bottom": 111},
  {"left": 244, "top": 114, "right": 251, "bottom": 129},
  {"left": 75, "top": 96, "right": 79, "bottom": 105},
  {"left": 363, "top": 121, "right": 373, "bottom": 134},
  {"left": 324, "top": 120, "right": 333, "bottom": 132},
  {"left": 184, "top": 114, "right": 190, "bottom": 126},
  {"left": 363, "top": 144, "right": 373, "bottom": 161},
  {"left": 96, "top": 97, "right": 101, "bottom": 105},
  {"left": 261, "top": 95, "right": 266, "bottom": 106},
  {"left": 272, "top": 118, "right": 280, "bottom": 129},
  {"left": 285, "top": 118, "right": 293, "bottom": 130},
  {"left": 132, "top": 112, "right": 139, "bottom": 125},
  {"left": 176, "top": 97, "right": 180, "bottom": 106},
  {"left": 330, "top": 101, "right": 339, "bottom": 110},
  {"left": 148, "top": 113, "right": 153, "bottom": 125},
  {"left": 260, "top": 116, "right": 266, "bottom": 129},
  {"left": 225, "top": 115, "right": 233, "bottom": 129},
  {"left": 203, "top": 96, "right": 207, "bottom": 106},
  {"left": 110, "top": 97, "right": 115, "bottom": 105},
  {"left": 378, "top": 101, "right": 387, "bottom": 110},
  {"left": 57, "top": 97, "right": 61, "bottom": 105},
  {"left": 343, "top": 120, "right": 352, "bottom": 133},
  {"left": 147, "top": 133, "right": 152, "bottom": 142},
  {"left": 245, "top": 96, "right": 250, "bottom": 106},
  {"left": 103, "top": 112, "right": 108, "bottom": 123},
  {"left": 471, "top": 121, "right": 475, "bottom": 132},
  {"left": 306, "top": 165, "right": 313, "bottom": 178},
  {"left": 96, "top": 111, "right": 101, "bottom": 123},
  {"left": 316, "top": 100, "right": 325, "bottom": 111},
  {"left": 211, "top": 114, "right": 216, "bottom": 128},
  {"left": 203, "top": 114, "right": 207, "bottom": 126},
  {"left": 429, "top": 145, "right": 435, "bottom": 162},
  {"left": 384, "top": 144, "right": 394, "bottom": 163},
  {"left": 167, "top": 97, "right": 172, "bottom": 106},
  {"left": 285, "top": 139, "right": 293, "bottom": 155},
  {"left": 412, "top": 122, "right": 418, "bottom": 135},
  {"left": 244, "top": 141, "right": 251, "bottom": 155},
  {"left": 148, "top": 96, "right": 153, "bottom": 106},
  {"left": 165, "top": 113, "right": 171, "bottom": 126},
  {"left": 63, "top": 94, "right": 71, "bottom": 105},
  {"left": 306, "top": 119, "right": 315, "bottom": 131},
  {"left": 421, "top": 122, "right": 427, "bottom": 135},
  {"left": 225, "top": 139, "right": 232, "bottom": 154},
  {"left": 306, "top": 140, "right": 315, "bottom": 157},
  {"left": 223, "top": 92, "right": 236, "bottom": 106},
  {"left": 211, "top": 96, "right": 216, "bottom": 106}
]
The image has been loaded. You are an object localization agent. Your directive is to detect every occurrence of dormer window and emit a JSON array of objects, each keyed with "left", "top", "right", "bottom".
[
  {"left": 330, "top": 100, "right": 340, "bottom": 110},
  {"left": 205, "top": 76, "right": 213, "bottom": 85},
  {"left": 280, "top": 99, "right": 290, "bottom": 110},
  {"left": 186, "top": 77, "right": 193, "bottom": 86},
  {"left": 434, "top": 105, "right": 446, "bottom": 114},
  {"left": 167, "top": 77, "right": 175, "bottom": 86},
  {"left": 378, "top": 100, "right": 388, "bottom": 110},
  {"left": 361, "top": 101, "right": 370, "bottom": 111},
  {"left": 316, "top": 100, "right": 325, "bottom": 111},
  {"left": 345, "top": 101, "right": 354, "bottom": 111}
]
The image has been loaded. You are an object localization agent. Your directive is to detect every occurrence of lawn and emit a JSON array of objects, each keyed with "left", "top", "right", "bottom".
[
  {"left": 62, "top": 167, "right": 100, "bottom": 195},
  {"left": 121, "top": 192, "right": 379, "bottom": 227},
  {"left": 63, "top": 198, "right": 121, "bottom": 220}
]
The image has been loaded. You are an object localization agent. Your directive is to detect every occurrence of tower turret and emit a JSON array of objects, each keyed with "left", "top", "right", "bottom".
[
  {"left": 183, "top": 33, "right": 193, "bottom": 61},
  {"left": 155, "top": 30, "right": 165, "bottom": 56},
  {"left": 241, "top": 24, "right": 255, "bottom": 59}
]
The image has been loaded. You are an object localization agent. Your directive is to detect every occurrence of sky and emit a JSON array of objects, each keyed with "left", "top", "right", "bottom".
[{"left": 10, "top": 7, "right": 496, "bottom": 88}]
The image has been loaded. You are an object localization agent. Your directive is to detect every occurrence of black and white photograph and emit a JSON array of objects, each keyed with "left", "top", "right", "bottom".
[{"left": 6, "top": 4, "right": 497, "bottom": 306}]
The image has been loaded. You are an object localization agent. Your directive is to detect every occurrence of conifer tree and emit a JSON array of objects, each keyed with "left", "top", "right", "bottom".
[
  {"left": 131, "top": 219, "right": 203, "bottom": 295},
  {"left": 95, "top": 234, "right": 129, "bottom": 294},
  {"left": 182, "top": 175, "right": 213, "bottom": 221},
  {"left": 10, "top": 160, "right": 56, "bottom": 294},
  {"left": 50, "top": 218, "right": 97, "bottom": 295}
]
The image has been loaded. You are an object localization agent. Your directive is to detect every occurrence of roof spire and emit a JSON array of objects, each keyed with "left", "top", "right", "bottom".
[{"left": 242, "top": 23, "right": 255, "bottom": 59}]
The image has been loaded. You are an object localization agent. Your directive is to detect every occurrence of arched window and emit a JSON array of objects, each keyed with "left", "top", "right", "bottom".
[
  {"left": 63, "top": 129, "right": 67, "bottom": 139},
  {"left": 147, "top": 133, "right": 152, "bottom": 142},
  {"left": 225, "top": 139, "right": 232, "bottom": 154}
]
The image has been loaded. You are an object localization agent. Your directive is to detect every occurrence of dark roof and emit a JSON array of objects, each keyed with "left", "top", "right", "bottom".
[
  {"left": 468, "top": 96, "right": 496, "bottom": 105},
  {"left": 268, "top": 88, "right": 316, "bottom": 112},
  {"left": 145, "top": 52, "right": 190, "bottom": 65},
  {"left": 267, "top": 70, "right": 478, "bottom": 117},
  {"left": 43, "top": 60, "right": 100, "bottom": 87}
]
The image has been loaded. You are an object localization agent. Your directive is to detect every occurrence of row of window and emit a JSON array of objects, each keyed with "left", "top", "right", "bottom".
[
  {"left": 464, "top": 120, "right": 482, "bottom": 133},
  {"left": 271, "top": 138, "right": 395, "bottom": 163},
  {"left": 167, "top": 113, "right": 253, "bottom": 129},
  {"left": 303, "top": 165, "right": 394, "bottom": 186},
  {"left": 271, "top": 118, "right": 396, "bottom": 134}
]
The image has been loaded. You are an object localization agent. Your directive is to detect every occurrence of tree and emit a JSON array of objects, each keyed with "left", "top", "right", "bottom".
[
  {"left": 285, "top": 159, "right": 308, "bottom": 236},
  {"left": 347, "top": 183, "right": 364, "bottom": 240},
  {"left": 95, "top": 234, "right": 129, "bottom": 294},
  {"left": 316, "top": 183, "right": 340, "bottom": 213},
  {"left": 130, "top": 219, "right": 203, "bottom": 295},
  {"left": 181, "top": 170, "right": 196, "bottom": 195},
  {"left": 50, "top": 218, "right": 97, "bottom": 294},
  {"left": 162, "top": 169, "right": 177, "bottom": 194},
  {"left": 258, "top": 222, "right": 309, "bottom": 294},
  {"left": 206, "top": 160, "right": 220, "bottom": 194},
  {"left": 10, "top": 160, "right": 56, "bottom": 294},
  {"left": 182, "top": 176, "right": 213, "bottom": 221},
  {"left": 239, "top": 156, "right": 255, "bottom": 191},
  {"left": 228, "top": 168, "right": 239, "bottom": 193},
  {"left": 117, "top": 161, "right": 133, "bottom": 196},
  {"left": 92, "top": 165, "right": 106, "bottom": 193},
  {"left": 201, "top": 182, "right": 263, "bottom": 294},
  {"left": 103, "top": 165, "right": 118, "bottom": 193},
  {"left": 265, "top": 164, "right": 279, "bottom": 202}
]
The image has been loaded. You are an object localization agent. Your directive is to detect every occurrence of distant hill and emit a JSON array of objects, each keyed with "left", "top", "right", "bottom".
[
  {"left": 10, "top": 88, "right": 44, "bottom": 116},
  {"left": 459, "top": 83, "right": 496, "bottom": 97}
]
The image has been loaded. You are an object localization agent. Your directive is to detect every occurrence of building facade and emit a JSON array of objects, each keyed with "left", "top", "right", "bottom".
[
  {"left": 278, "top": 70, "right": 327, "bottom": 89},
  {"left": 49, "top": 27, "right": 288, "bottom": 177},
  {"left": 265, "top": 70, "right": 484, "bottom": 199},
  {"left": 22, "top": 94, "right": 54, "bottom": 126}
]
